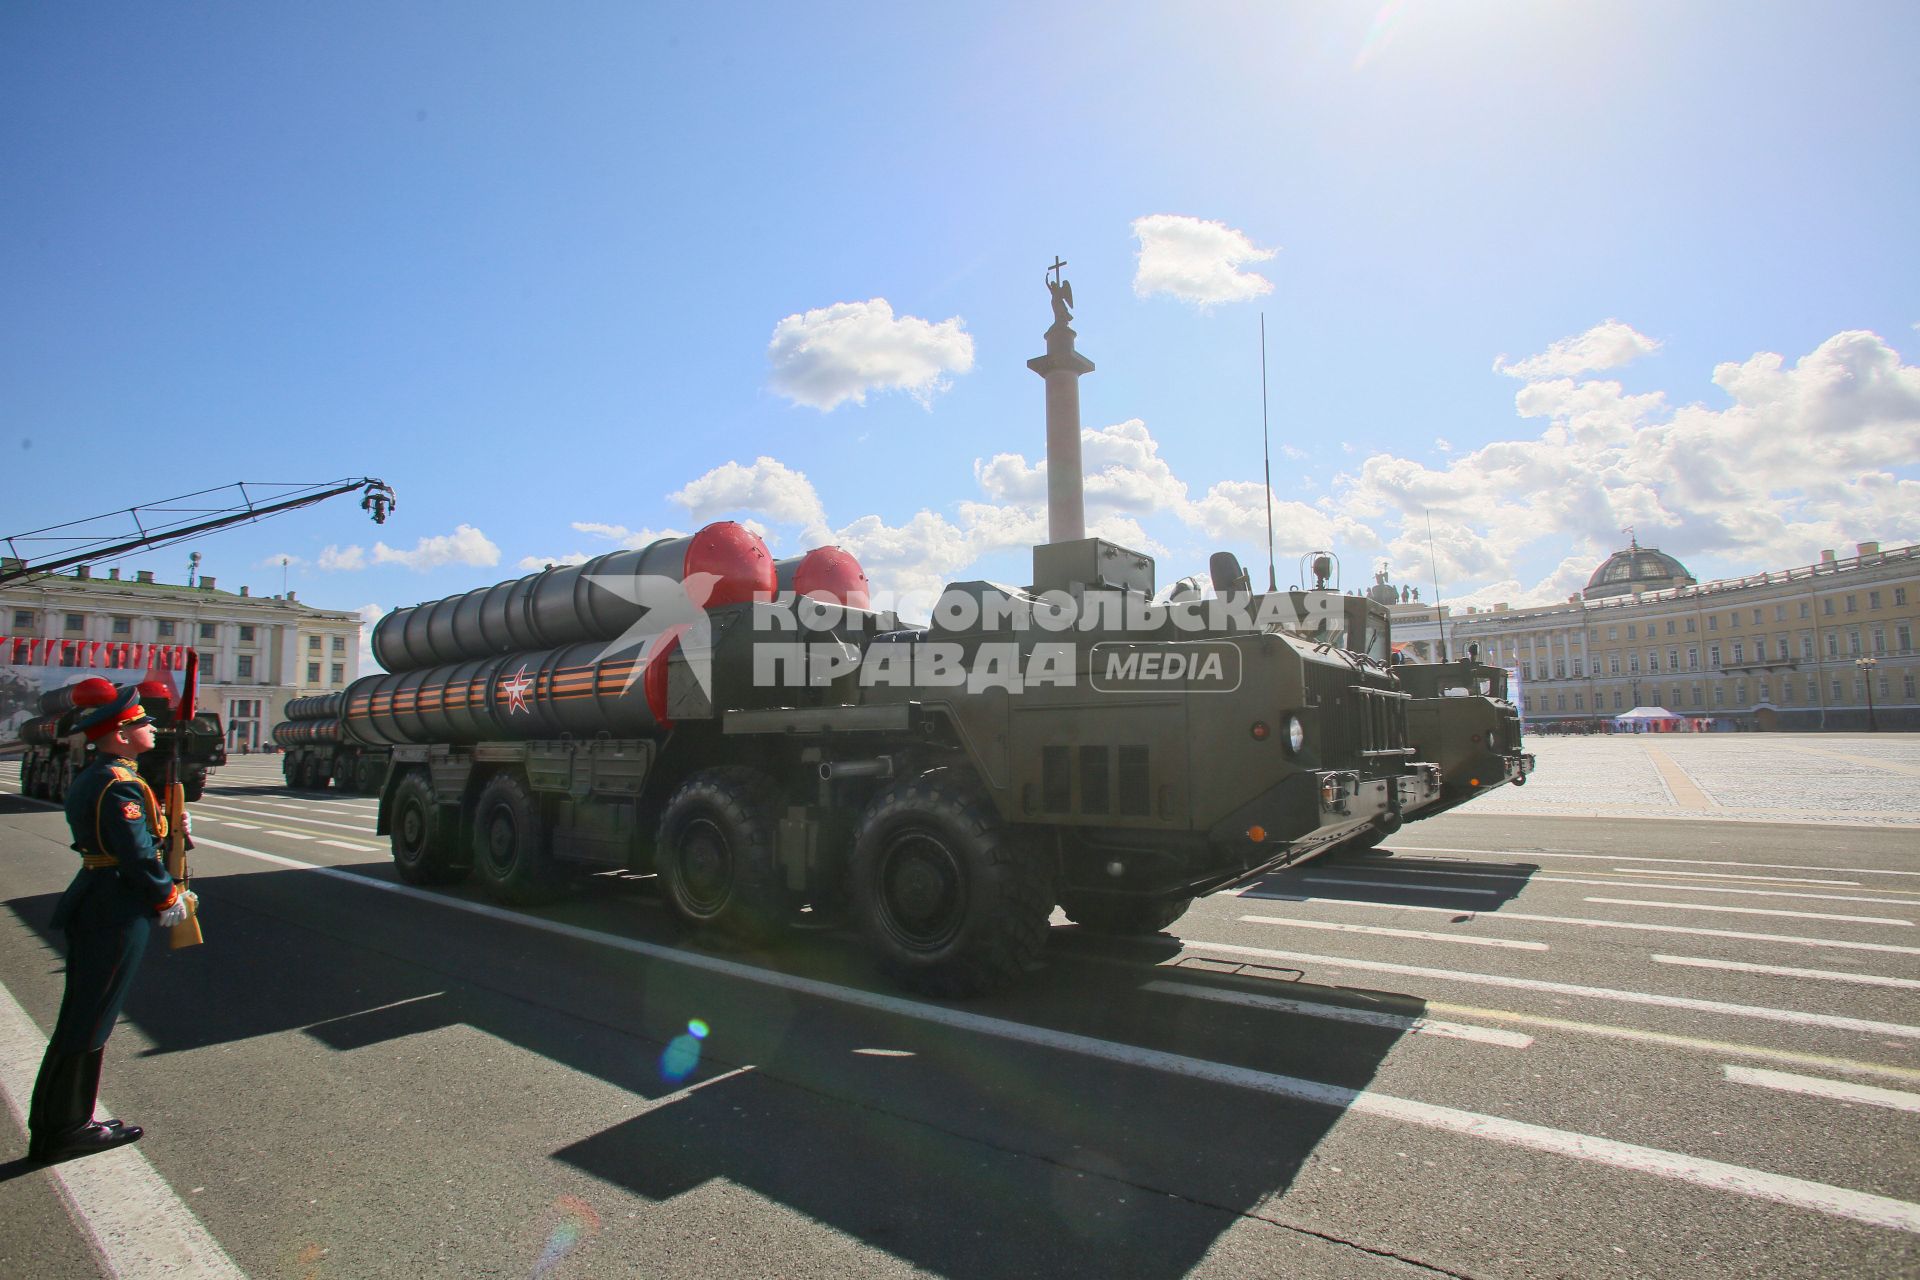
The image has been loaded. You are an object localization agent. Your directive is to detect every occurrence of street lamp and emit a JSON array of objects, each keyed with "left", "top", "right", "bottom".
[{"left": 1856, "top": 655, "right": 1879, "bottom": 732}]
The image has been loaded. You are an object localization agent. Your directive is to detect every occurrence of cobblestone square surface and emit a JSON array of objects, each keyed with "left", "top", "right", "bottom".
[{"left": 1466, "top": 732, "right": 1920, "bottom": 825}]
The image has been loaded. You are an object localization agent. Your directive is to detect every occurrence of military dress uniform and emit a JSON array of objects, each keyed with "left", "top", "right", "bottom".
[{"left": 26, "top": 685, "right": 183, "bottom": 1162}]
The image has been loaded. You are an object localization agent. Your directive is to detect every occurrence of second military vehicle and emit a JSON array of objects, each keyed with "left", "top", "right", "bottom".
[
  {"left": 18, "top": 676, "right": 225, "bottom": 803},
  {"left": 274, "top": 693, "right": 389, "bottom": 793}
]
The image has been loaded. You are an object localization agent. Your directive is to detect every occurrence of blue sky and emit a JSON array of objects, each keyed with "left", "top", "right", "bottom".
[{"left": 5, "top": 2, "right": 1917, "bottom": 657}]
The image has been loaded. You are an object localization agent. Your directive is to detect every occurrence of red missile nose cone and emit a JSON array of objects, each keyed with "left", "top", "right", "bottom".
[
  {"left": 684, "top": 522, "right": 776, "bottom": 607},
  {"left": 793, "top": 546, "right": 871, "bottom": 608}
]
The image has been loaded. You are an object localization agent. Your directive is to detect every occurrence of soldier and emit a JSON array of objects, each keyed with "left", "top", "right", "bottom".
[{"left": 26, "top": 684, "right": 193, "bottom": 1163}]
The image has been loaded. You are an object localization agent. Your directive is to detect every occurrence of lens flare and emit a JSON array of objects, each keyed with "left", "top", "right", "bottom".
[
  {"left": 530, "top": 1195, "right": 601, "bottom": 1277},
  {"left": 687, "top": 1018, "right": 709, "bottom": 1039},
  {"left": 660, "top": 1032, "right": 702, "bottom": 1081}
]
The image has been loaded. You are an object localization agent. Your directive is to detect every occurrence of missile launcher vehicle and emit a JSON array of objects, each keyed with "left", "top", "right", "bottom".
[
  {"left": 274, "top": 693, "right": 390, "bottom": 793},
  {"left": 353, "top": 275, "right": 1529, "bottom": 996}
]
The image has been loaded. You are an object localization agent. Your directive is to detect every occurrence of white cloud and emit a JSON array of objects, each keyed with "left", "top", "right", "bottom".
[
  {"left": 356, "top": 603, "right": 385, "bottom": 674},
  {"left": 1131, "top": 214, "right": 1276, "bottom": 306},
  {"left": 1494, "top": 320, "right": 1660, "bottom": 381},
  {"left": 1351, "top": 327, "right": 1920, "bottom": 603},
  {"left": 516, "top": 553, "right": 592, "bottom": 571},
  {"left": 670, "top": 457, "right": 832, "bottom": 543},
  {"left": 371, "top": 524, "right": 500, "bottom": 571},
  {"left": 319, "top": 524, "right": 500, "bottom": 573},
  {"left": 571, "top": 521, "right": 688, "bottom": 549},
  {"left": 767, "top": 298, "right": 974, "bottom": 411},
  {"left": 318, "top": 544, "right": 366, "bottom": 572}
]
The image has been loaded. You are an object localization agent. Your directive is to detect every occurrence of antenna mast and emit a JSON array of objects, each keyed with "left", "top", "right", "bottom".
[
  {"left": 1426, "top": 507, "right": 1448, "bottom": 660},
  {"left": 1260, "top": 314, "right": 1277, "bottom": 592}
]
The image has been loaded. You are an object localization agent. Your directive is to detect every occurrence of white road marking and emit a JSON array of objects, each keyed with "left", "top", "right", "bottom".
[
  {"left": 189, "top": 803, "right": 372, "bottom": 835},
  {"left": 1390, "top": 846, "right": 1920, "bottom": 880},
  {"left": 319, "top": 839, "right": 379, "bottom": 852},
  {"left": 1301, "top": 876, "right": 1503, "bottom": 897},
  {"left": 1239, "top": 893, "right": 1920, "bottom": 955},
  {"left": 1610, "top": 868, "right": 1861, "bottom": 887},
  {"left": 1584, "top": 897, "right": 1911, "bottom": 927},
  {"left": 1724, "top": 1067, "right": 1920, "bottom": 1114},
  {"left": 178, "top": 835, "right": 1920, "bottom": 1233},
  {"left": 1652, "top": 955, "right": 1920, "bottom": 991},
  {"left": 215, "top": 821, "right": 260, "bottom": 831},
  {"left": 1339, "top": 864, "right": 1529, "bottom": 882},
  {"left": 1419, "top": 999, "right": 1920, "bottom": 1085},
  {"left": 1238, "top": 915, "right": 1548, "bottom": 951},
  {"left": 0, "top": 982, "right": 248, "bottom": 1278},
  {"left": 274, "top": 831, "right": 315, "bottom": 841},
  {"left": 1542, "top": 877, "right": 1914, "bottom": 906},
  {"left": 1143, "top": 979, "right": 1533, "bottom": 1047},
  {"left": 1167, "top": 940, "right": 1920, "bottom": 1040}
]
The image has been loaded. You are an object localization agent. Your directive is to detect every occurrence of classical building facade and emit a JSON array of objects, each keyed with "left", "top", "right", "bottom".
[
  {"left": 1, "top": 563, "right": 363, "bottom": 751},
  {"left": 1439, "top": 540, "right": 1918, "bottom": 732}
]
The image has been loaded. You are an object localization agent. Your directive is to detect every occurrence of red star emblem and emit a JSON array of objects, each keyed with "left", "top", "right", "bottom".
[{"left": 500, "top": 665, "right": 535, "bottom": 715}]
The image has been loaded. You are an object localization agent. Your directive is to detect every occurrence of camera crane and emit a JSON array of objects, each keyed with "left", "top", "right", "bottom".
[{"left": 0, "top": 478, "right": 396, "bottom": 585}]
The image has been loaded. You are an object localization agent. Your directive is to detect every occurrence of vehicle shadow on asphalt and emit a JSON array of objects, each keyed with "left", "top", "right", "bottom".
[
  {"left": 6, "top": 864, "right": 1415, "bottom": 1278},
  {"left": 1237, "top": 845, "right": 1542, "bottom": 915}
]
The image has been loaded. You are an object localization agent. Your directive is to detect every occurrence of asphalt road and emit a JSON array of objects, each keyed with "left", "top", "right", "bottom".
[{"left": 1, "top": 743, "right": 1916, "bottom": 1279}]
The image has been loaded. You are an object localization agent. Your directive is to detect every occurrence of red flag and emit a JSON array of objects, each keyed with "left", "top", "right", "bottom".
[{"left": 179, "top": 649, "right": 198, "bottom": 720}]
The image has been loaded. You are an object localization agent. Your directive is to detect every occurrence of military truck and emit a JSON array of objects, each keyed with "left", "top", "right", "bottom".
[
  {"left": 18, "top": 677, "right": 226, "bottom": 803},
  {"left": 274, "top": 692, "right": 389, "bottom": 793},
  {"left": 1235, "top": 555, "right": 1532, "bottom": 853},
  {"left": 349, "top": 523, "right": 1458, "bottom": 995}
]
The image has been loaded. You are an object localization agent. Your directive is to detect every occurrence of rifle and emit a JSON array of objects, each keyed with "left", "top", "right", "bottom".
[{"left": 163, "top": 652, "right": 203, "bottom": 949}]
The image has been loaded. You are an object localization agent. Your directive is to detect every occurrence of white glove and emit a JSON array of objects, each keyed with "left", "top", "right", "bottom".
[{"left": 157, "top": 897, "right": 189, "bottom": 928}]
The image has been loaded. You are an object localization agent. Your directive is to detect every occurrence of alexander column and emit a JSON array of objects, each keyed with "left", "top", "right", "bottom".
[{"left": 1027, "top": 257, "right": 1094, "bottom": 543}]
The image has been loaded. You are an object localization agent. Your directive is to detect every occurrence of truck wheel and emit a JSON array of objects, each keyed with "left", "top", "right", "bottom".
[
  {"left": 849, "top": 771, "right": 1051, "bottom": 996},
  {"left": 1060, "top": 894, "right": 1194, "bottom": 936},
  {"left": 471, "top": 772, "right": 563, "bottom": 904},
  {"left": 184, "top": 776, "right": 205, "bottom": 803},
  {"left": 390, "top": 771, "right": 467, "bottom": 885},
  {"left": 283, "top": 756, "right": 298, "bottom": 788},
  {"left": 357, "top": 758, "right": 384, "bottom": 795},
  {"left": 654, "top": 767, "right": 785, "bottom": 942}
]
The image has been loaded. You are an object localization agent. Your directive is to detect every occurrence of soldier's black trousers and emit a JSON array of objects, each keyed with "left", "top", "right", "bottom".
[{"left": 29, "top": 907, "right": 153, "bottom": 1142}]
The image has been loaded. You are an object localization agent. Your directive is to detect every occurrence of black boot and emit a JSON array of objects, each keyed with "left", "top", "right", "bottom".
[
  {"left": 27, "top": 1049, "right": 87, "bottom": 1161},
  {"left": 74, "top": 1049, "right": 135, "bottom": 1136},
  {"left": 33, "top": 1120, "right": 143, "bottom": 1163}
]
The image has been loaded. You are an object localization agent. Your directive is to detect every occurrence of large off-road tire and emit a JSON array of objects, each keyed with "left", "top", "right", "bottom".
[
  {"left": 356, "top": 756, "right": 386, "bottom": 796},
  {"left": 1059, "top": 893, "right": 1194, "bottom": 936},
  {"left": 183, "top": 775, "right": 205, "bottom": 803},
  {"left": 283, "top": 755, "right": 298, "bottom": 789},
  {"left": 471, "top": 771, "right": 563, "bottom": 904},
  {"left": 849, "top": 771, "right": 1051, "bottom": 997},
  {"left": 654, "top": 767, "right": 786, "bottom": 942},
  {"left": 390, "top": 770, "right": 467, "bottom": 885}
]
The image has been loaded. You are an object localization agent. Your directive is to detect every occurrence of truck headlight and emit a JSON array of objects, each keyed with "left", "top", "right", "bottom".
[{"left": 1286, "top": 715, "right": 1306, "bottom": 753}]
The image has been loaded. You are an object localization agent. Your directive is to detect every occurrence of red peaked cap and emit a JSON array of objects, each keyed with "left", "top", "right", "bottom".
[{"left": 75, "top": 685, "right": 153, "bottom": 741}]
